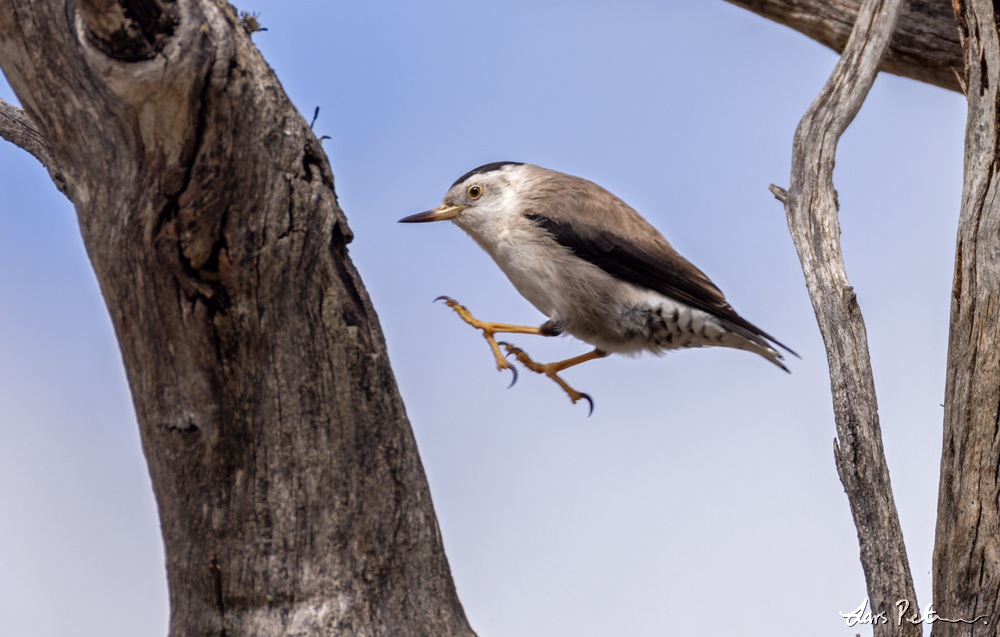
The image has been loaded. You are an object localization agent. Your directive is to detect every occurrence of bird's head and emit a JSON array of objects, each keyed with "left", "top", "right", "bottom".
[{"left": 399, "top": 162, "right": 527, "bottom": 234}]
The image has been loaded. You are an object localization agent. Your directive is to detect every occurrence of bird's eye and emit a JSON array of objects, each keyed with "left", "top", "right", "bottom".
[{"left": 467, "top": 185, "right": 483, "bottom": 199}]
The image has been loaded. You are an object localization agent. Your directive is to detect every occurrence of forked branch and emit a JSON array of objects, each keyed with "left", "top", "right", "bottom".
[{"left": 771, "top": 0, "right": 919, "bottom": 632}]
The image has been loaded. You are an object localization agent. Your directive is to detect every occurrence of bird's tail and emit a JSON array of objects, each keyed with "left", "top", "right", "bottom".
[{"left": 718, "top": 318, "right": 793, "bottom": 373}]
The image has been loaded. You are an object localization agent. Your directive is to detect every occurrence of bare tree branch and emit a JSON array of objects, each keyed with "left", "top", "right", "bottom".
[
  {"left": 0, "top": 97, "right": 66, "bottom": 193},
  {"left": 0, "top": 98, "right": 47, "bottom": 162},
  {"left": 771, "top": 0, "right": 920, "bottom": 631},
  {"left": 727, "top": 0, "right": 963, "bottom": 92}
]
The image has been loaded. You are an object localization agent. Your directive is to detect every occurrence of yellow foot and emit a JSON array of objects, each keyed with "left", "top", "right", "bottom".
[
  {"left": 436, "top": 296, "right": 547, "bottom": 385},
  {"left": 499, "top": 342, "right": 608, "bottom": 416}
]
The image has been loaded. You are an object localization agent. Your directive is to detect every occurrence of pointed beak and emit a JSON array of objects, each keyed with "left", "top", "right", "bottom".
[{"left": 399, "top": 204, "right": 467, "bottom": 223}]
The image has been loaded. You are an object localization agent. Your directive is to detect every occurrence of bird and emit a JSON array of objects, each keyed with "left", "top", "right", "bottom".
[{"left": 400, "top": 161, "right": 796, "bottom": 413}]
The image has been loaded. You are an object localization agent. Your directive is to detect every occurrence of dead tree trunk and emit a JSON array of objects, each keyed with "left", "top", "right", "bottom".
[
  {"left": 934, "top": 1, "right": 1000, "bottom": 634},
  {"left": 733, "top": 0, "right": 1000, "bottom": 633},
  {"left": 0, "top": 1, "right": 475, "bottom": 635}
]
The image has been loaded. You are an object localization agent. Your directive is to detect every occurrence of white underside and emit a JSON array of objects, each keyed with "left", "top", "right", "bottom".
[{"left": 451, "top": 198, "right": 782, "bottom": 366}]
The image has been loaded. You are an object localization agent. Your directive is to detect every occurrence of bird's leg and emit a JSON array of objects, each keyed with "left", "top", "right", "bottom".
[
  {"left": 499, "top": 343, "right": 609, "bottom": 414},
  {"left": 436, "top": 296, "right": 549, "bottom": 374}
]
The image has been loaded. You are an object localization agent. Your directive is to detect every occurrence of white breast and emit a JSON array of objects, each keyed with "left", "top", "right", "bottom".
[{"left": 456, "top": 215, "right": 562, "bottom": 318}]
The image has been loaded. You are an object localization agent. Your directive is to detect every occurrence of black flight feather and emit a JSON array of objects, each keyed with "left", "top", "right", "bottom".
[{"left": 525, "top": 212, "right": 798, "bottom": 357}]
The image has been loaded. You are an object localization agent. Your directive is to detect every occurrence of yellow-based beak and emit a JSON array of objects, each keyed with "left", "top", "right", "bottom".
[{"left": 398, "top": 204, "right": 467, "bottom": 223}]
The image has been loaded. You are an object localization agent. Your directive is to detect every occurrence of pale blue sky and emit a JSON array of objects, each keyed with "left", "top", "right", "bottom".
[{"left": 0, "top": 2, "right": 965, "bottom": 635}]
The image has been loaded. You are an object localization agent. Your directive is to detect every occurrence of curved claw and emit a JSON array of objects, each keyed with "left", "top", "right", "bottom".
[
  {"left": 505, "top": 363, "right": 518, "bottom": 388},
  {"left": 578, "top": 392, "right": 594, "bottom": 417},
  {"left": 496, "top": 341, "right": 519, "bottom": 387},
  {"left": 434, "top": 295, "right": 456, "bottom": 304}
]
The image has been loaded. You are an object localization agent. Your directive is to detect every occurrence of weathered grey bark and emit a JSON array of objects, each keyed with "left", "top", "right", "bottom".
[
  {"left": 933, "top": 0, "right": 1000, "bottom": 634},
  {"left": 0, "top": 98, "right": 64, "bottom": 190},
  {"left": 769, "top": 0, "right": 921, "bottom": 633},
  {"left": 726, "top": 0, "right": 963, "bottom": 93},
  {"left": 0, "top": 1, "right": 475, "bottom": 636},
  {"left": 729, "top": 0, "right": 1000, "bottom": 632}
]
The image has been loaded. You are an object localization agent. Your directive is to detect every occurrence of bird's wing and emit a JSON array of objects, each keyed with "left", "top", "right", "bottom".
[{"left": 523, "top": 177, "right": 795, "bottom": 355}]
